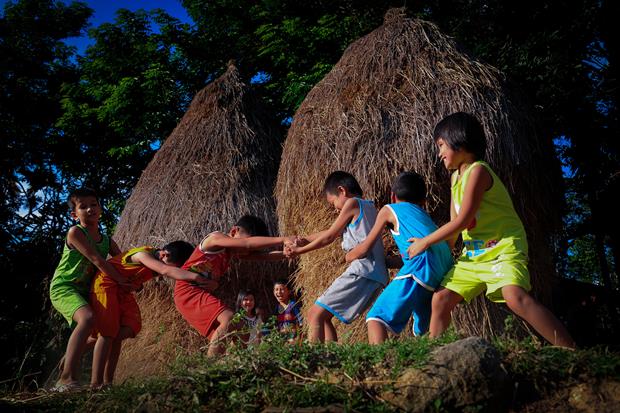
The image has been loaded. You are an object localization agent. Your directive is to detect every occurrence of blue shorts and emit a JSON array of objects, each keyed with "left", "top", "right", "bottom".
[{"left": 366, "top": 277, "right": 432, "bottom": 336}]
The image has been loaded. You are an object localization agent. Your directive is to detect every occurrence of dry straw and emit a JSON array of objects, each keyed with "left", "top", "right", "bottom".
[
  {"left": 276, "top": 8, "right": 562, "bottom": 342},
  {"left": 113, "top": 62, "right": 289, "bottom": 379}
]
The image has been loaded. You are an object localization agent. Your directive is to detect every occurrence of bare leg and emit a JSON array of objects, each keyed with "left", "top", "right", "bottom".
[
  {"left": 323, "top": 317, "right": 338, "bottom": 343},
  {"left": 429, "top": 288, "right": 463, "bottom": 338},
  {"left": 207, "top": 310, "right": 233, "bottom": 356},
  {"left": 104, "top": 326, "right": 134, "bottom": 385},
  {"left": 367, "top": 320, "right": 388, "bottom": 345},
  {"left": 59, "top": 305, "right": 94, "bottom": 384},
  {"left": 307, "top": 305, "right": 332, "bottom": 343},
  {"left": 502, "top": 285, "right": 575, "bottom": 348},
  {"left": 91, "top": 335, "right": 113, "bottom": 387}
]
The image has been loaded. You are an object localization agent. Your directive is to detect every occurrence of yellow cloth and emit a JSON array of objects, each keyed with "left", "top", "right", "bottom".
[{"left": 441, "top": 161, "right": 531, "bottom": 302}]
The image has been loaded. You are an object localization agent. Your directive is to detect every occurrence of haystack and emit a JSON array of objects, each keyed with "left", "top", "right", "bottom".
[
  {"left": 113, "top": 62, "right": 287, "bottom": 379},
  {"left": 275, "top": 8, "right": 562, "bottom": 342}
]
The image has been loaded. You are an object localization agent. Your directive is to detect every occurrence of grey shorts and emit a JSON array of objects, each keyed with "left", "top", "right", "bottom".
[{"left": 315, "top": 273, "right": 383, "bottom": 324}]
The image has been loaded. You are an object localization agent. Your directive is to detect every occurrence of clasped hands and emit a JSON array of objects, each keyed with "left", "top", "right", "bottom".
[{"left": 283, "top": 236, "right": 306, "bottom": 258}]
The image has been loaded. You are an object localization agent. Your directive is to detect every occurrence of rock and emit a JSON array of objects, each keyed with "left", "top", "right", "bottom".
[
  {"left": 568, "top": 380, "right": 620, "bottom": 413},
  {"left": 380, "top": 337, "right": 509, "bottom": 412}
]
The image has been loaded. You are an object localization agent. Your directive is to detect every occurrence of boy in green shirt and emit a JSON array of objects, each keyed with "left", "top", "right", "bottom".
[{"left": 50, "top": 188, "right": 129, "bottom": 391}]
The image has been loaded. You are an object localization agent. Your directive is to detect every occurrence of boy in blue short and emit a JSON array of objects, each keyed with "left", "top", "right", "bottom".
[{"left": 346, "top": 172, "right": 453, "bottom": 343}]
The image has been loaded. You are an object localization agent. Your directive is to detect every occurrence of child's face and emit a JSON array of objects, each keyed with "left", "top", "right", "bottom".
[
  {"left": 436, "top": 138, "right": 460, "bottom": 170},
  {"left": 230, "top": 226, "right": 251, "bottom": 239},
  {"left": 273, "top": 284, "right": 290, "bottom": 303},
  {"left": 325, "top": 187, "right": 348, "bottom": 211},
  {"left": 241, "top": 294, "right": 256, "bottom": 312},
  {"left": 159, "top": 249, "right": 181, "bottom": 267},
  {"left": 229, "top": 226, "right": 252, "bottom": 256},
  {"left": 70, "top": 196, "right": 101, "bottom": 225}
]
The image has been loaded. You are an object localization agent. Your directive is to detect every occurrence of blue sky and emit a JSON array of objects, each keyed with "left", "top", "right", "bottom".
[{"left": 1, "top": 0, "right": 194, "bottom": 55}]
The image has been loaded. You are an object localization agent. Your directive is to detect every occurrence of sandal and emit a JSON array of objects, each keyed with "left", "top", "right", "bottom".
[{"left": 50, "top": 380, "right": 81, "bottom": 392}]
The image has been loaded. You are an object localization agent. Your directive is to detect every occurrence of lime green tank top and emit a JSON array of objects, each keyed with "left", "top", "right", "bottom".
[
  {"left": 51, "top": 225, "right": 110, "bottom": 294},
  {"left": 452, "top": 161, "right": 528, "bottom": 260}
]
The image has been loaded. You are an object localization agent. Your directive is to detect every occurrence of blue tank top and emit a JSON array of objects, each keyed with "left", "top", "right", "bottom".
[{"left": 386, "top": 203, "right": 453, "bottom": 290}]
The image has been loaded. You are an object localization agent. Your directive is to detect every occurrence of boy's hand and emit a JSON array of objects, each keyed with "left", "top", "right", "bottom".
[
  {"left": 345, "top": 250, "right": 356, "bottom": 263},
  {"left": 283, "top": 236, "right": 299, "bottom": 247},
  {"left": 284, "top": 244, "right": 299, "bottom": 258},
  {"left": 407, "top": 237, "right": 429, "bottom": 258},
  {"left": 113, "top": 279, "right": 135, "bottom": 292},
  {"left": 193, "top": 275, "right": 218, "bottom": 291}
]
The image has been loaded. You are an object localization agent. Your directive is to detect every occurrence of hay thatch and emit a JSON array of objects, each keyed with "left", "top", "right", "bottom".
[
  {"left": 275, "top": 8, "right": 562, "bottom": 343},
  {"left": 113, "top": 62, "right": 288, "bottom": 380}
]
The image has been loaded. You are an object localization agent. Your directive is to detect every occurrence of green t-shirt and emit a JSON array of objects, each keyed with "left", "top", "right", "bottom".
[{"left": 50, "top": 225, "right": 110, "bottom": 295}]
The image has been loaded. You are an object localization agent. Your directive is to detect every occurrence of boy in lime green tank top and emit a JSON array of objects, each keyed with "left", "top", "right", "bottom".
[
  {"left": 407, "top": 112, "right": 574, "bottom": 348},
  {"left": 50, "top": 188, "right": 129, "bottom": 391}
]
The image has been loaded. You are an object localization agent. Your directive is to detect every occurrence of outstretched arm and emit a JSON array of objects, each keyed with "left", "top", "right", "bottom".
[
  {"left": 68, "top": 227, "right": 130, "bottom": 288},
  {"left": 131, "top": 251, "right": 213, "bottom": 285},
  {"left": 241, "top": 251, "right": 288, "bottom": 261},
  {"left": 345, "top": 206, "right": 393, "bottom": 263},
  {"left": 288, "top": 198, "right": 359, "bottom": 256},
  {"left": 204, "top": 232, "right": 292, "bottom": 253},
  {"left": 407, "top": 164, "right": 491, "bottom": 258}
]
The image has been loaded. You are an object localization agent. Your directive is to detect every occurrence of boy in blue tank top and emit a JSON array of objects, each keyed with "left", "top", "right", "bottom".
[
  {"left": 346, "top": 172, "right": 453, "bottom": 343},
  {"left": 285, "top": 171, "right": 388, "bottom": 343}
]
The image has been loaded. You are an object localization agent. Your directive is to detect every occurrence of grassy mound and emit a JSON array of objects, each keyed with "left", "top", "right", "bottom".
[{"left": 2, "top": 332, "right": 619, "bottom": 412}]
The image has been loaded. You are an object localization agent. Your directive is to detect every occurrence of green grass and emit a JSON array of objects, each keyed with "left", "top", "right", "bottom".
[{"left": 2, "top": 330, "right": 619, "bottom": 413}]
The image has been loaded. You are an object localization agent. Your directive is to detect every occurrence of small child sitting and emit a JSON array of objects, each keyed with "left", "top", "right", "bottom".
[
  {"left": 234, "top": 289, "right": 266, "bottom": 345},
  {"left": 273, "top": 279, "right": 303, "bottom": 344}
]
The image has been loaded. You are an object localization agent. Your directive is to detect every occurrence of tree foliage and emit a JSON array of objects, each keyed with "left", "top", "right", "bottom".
[{"left": 1, "top": 0, "right": 618, "bottom": 384}]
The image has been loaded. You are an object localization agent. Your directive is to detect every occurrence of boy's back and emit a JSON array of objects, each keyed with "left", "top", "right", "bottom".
[{"left": 386, "top": 202, "right": 453, "bottom": 291}]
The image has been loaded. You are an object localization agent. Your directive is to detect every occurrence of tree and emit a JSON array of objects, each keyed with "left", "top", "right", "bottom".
[{"left": 0, "top": 0, "right": 92, "bottom": 383}]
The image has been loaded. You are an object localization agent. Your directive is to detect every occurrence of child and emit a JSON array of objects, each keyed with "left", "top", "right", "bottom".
[
  {"left": 174, "top": 215, "right": 293, "bottom": 355},
  {"left": 273, "top": 279, "right": 303, "bottom": 343},
  {"left": 89, "top": 241, "right": 211, "bottom": 388},
  {"left": 49, "top": 188, "right": 129, "bottom": 391},
  {"left": 407, "top": 112, "right": 575, "bottom": 348},
  {"left": 234, "top": 289, "right": 266, "bottom": 345},
  {"left": 346, "top": 172, "right": 454, "bottom": 343},
  {"left": 285, "top": 171, "right": 388, "bottom": 343}
]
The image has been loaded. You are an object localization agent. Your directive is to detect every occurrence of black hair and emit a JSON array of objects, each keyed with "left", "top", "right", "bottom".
[
  {"left": 433, "top": 112, "right": 487, "bottom": 159},
  {"left": 323, "top": 171, "right": 363, "bottom": 197},
  {"left": 67, "top": 187, "right": 99, "bottom": 210},
  {"left": 392, "top": 172, "right": 426, "bottom": 204},
  {"left": 235, "top": 215, "right": 269, "bottom": 237},
  {"left": 236, "top": 289, "right": 257, "bottom": 314},
  {"left": 162, "top": 240, "right": 194, "bottom": 266},
  {"left": 273, "top": 279, "right": 291, "bottom": 289}
]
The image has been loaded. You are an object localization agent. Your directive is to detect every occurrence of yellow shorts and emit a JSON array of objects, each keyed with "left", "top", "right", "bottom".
[{"left": 441, "top": 252, "right": 531, "bottom": 303}]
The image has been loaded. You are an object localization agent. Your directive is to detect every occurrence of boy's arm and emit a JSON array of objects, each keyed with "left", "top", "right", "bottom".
[
  {"left": 241, "top": 251, "right": 288, "bottom": 261},
  {"left": 447, "top": 194, "right": 459, "bottom": 250},
  {"left": 204, "top": 232, "right": 293, "bottom": 252},
  {"left": 67, "top": 228, "right": 131, "bottom": 288},
  {"left": 297, "top": 230, "right": 327, "bottom": 244},
  {"left": 407, "top": 165, "right": 491, "bottom": 258},
  {"left": 344, "top": 206, "right": 393, "bottom": 263},
  {"left": 131, "top": 252, "right": 213, "bottom": 286},
  {"left": 109, "top": 238, "right": 122, "bottom": 257},
  {"left": 288, "top": 198, "right": 358, "bottom": 256}
]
